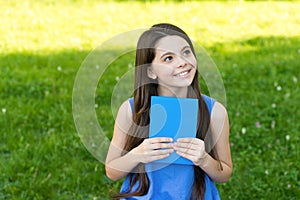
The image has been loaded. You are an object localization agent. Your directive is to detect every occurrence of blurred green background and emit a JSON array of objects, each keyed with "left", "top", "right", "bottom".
[{"left": 0, "top": 0, "right": 299, "bottom": 199}]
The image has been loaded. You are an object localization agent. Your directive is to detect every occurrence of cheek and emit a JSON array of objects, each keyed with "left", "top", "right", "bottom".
[
  {"left": 188, "top": 56, "right": 197, "bottom": 67},
  {"left": 189, "top": 58, "right": 198, "bottom": 76},
  {"left": 156, "top": 65, "right": 173, "bottom": 75}
]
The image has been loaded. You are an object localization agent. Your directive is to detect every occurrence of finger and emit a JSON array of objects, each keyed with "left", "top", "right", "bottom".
[
  {"left": 177, "top": 138, "right": 200, "bottom": 144},
  {"left": 176, "top": 151, "right": 197, "bottom": 163},
  {"left": 152, "top": 153, "right": 172, "bottom": 161},
  {"left": 176, "top": 138, "right": 193, "bottom": 142},
  {"left": 144, "top": 150, "right": 173, "bottom": 163},
  {"left": 141, "top": 152, "right": 172, "bottom": 163},
  {"left": 174, "top": 142, "right": 195, "bottom": 149},
  {"left": 149, "top": 137, "right": 173, "bottom": 144},
  {"left": 174, "top": 147, "right": 197, "bottom": 156},
  {"left": 152, "top": 142, "right": 174, "bottom": 150},
  {"left": 151, "top": 148, "right": 174, "bottom": 156},
  {"left": 174, "top": 142, "right": 200, "bottom": 151}
]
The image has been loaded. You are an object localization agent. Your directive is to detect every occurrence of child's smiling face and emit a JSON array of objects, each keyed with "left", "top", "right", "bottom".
[{"left": 148, "top": 35, "right": 197, "bottom": 93}]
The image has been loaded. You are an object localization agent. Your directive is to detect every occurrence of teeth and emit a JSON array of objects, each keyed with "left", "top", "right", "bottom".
[
  {"left": 180, "top": 71, "right": 188, "bottom": 76},
  {"left": 178, "top": 71, "right": 188, "bottom": 77}
]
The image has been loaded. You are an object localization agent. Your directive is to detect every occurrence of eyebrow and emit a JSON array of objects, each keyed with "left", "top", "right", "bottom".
[{"left": 159, "top": 45, "right": 191, "bottom": 59}]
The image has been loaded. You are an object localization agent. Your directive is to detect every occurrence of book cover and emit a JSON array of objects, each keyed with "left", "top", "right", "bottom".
[{"left": 149, "top": 96, "right": 198, "bottom": 165}]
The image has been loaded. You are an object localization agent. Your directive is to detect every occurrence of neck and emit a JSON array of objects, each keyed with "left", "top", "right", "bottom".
[{"left": 157, "top": 86, "right": 188, "bottom": 98}]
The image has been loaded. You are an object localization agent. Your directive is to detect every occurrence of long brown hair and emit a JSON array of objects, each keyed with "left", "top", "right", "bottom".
[{"left": 116, "top": 23, "right": 212, "bottom": 200}]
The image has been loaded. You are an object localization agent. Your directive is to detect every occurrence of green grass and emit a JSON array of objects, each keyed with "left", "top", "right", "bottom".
[{"left": 1, "top": 0, "right": 300, "bottom": 199}]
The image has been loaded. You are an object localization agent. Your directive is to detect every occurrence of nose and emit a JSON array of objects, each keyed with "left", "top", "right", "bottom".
[{"left": 176, "top": 55, "right": 187, "bottom": 68}]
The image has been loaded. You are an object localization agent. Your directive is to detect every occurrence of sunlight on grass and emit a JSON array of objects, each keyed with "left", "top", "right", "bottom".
[{"left": 1, "top": 0, "right": 300, "bottom": 53}]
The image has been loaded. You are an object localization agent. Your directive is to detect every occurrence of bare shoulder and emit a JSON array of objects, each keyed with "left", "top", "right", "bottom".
[
  {"left": 106, "top": 99, "right": 133, "bottom": 165},
  {"left": 116, "top": 100, "right": 132, "bottom": 121},
  {"left": 211, "top": 102, "right": 228, "bottom": 121},
  {"left": 115, "top": 99, "right": 133, "bottom": 135},
  {"left": 210, "top": 101, "right": 229, "bottom": 138}
]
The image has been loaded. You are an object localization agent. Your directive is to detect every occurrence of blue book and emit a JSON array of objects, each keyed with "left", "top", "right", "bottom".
[{"left": 149, "top": 96, "right": 198, "bottom": 165}]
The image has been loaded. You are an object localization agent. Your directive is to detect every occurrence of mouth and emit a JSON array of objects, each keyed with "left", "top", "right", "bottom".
[{"left": 174, "top": 69, "right": 192, "bottom": 78}]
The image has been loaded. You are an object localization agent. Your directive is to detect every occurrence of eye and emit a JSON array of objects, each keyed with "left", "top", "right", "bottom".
[
  {"left": 163, "top": 56, "right": 173, "bottom": 62},
  {"left": 183, "top": 49, "right": 191, "bottom": 56}
]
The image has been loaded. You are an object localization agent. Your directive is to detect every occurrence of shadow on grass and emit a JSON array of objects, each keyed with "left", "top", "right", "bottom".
[{"left": 0, "top": 36, "right": 299, "bottom": 199}]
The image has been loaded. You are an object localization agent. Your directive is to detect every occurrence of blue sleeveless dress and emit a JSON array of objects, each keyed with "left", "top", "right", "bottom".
[{"left": 120, "top": 95, "right": 220, "bottom": 200}]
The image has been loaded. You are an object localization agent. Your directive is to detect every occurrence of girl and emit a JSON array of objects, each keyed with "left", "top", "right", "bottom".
[{"left": 105, "top": 23, "right": 232, "bottom": 199}]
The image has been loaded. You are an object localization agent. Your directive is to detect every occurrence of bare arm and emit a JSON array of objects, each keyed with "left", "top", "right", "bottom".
[
  {"left": 174, "top": 102, "right": 232, "bottom": 183},
  {"left": 198, "top": 101, "right": 232, "bottom": 183},
  {"left": 105, "top": 101, "right": 137, "bottom": 181},
  {"left": 105, "top": 100, "right": 174, "bottom": 181}
]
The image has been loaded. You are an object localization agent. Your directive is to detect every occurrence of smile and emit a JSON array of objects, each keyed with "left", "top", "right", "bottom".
[{"left": 174, "top": 69, "right": 192, "bottom": 78}]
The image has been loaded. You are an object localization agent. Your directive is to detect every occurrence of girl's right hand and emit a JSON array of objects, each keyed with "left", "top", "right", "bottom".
[{"left": 131, "top": 137, "right": 174, "bottom": 163}]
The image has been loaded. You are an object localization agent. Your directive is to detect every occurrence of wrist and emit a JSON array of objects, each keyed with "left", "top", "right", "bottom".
[
  {"left": 196, "top": 152, "right": 210, "bottom": 167},
  {"left": 127, "top": 148, "right": 142, "bottom": 165}
]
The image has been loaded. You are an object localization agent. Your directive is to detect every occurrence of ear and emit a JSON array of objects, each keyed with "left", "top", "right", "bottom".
[{"left": 147, "top": 67, "right": 157, "bottom": 79}]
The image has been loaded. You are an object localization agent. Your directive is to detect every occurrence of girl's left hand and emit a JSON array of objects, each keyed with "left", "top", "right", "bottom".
[{"left": 173, "top": 138, "right": 208, "bottom": 166}]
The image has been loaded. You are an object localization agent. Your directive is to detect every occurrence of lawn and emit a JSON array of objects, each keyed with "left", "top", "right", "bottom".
[{"left": 0, "top": 0, "right": 299, "bottom": 199}]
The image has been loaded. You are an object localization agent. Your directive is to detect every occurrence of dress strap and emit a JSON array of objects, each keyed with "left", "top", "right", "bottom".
[
  {"left": 128, "top": 97, "right": 134, "bottom": 113},
  {"left": 202, "top": 94, "right": 216, "bottom": 116}
]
